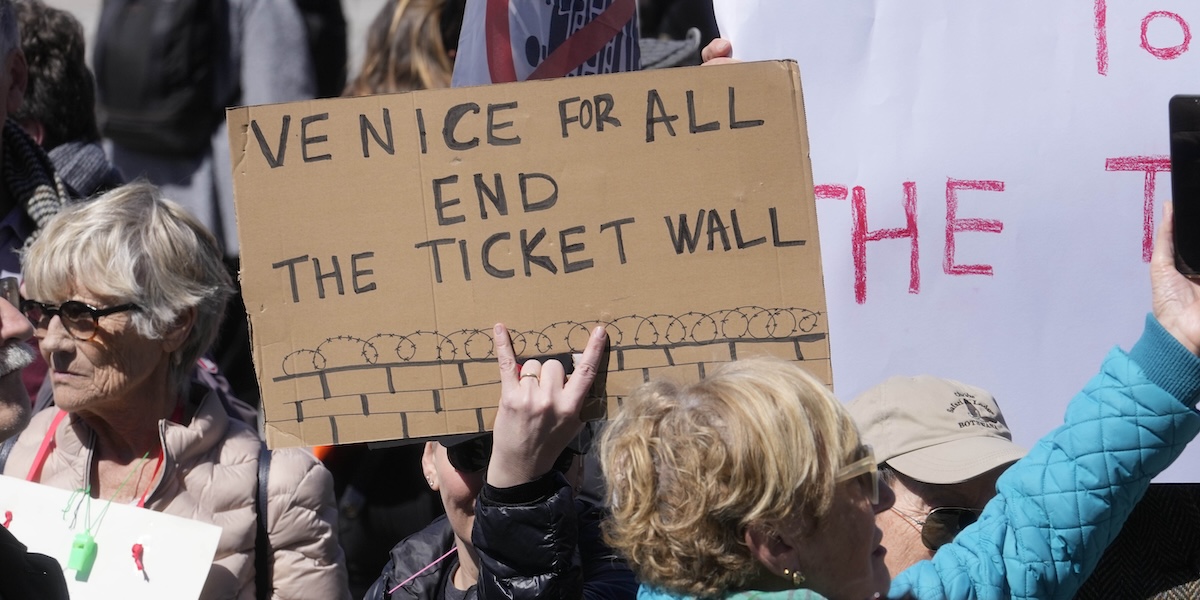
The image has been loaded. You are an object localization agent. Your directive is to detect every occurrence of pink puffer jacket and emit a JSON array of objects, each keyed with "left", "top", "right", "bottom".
[{"left": 3, "top": 386, "right": 350, "bottom": 600}]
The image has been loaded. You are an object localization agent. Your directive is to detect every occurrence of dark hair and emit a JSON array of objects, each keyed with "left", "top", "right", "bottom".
[{"left": 13, "top": 0, "right": 101, "bottom": 150}]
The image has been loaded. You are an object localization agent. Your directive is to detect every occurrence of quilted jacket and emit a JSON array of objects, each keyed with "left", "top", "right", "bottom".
[
  {"left": 0, "top": 525, "right": 69, "bottom": 600},
  {"left": 365, "top": 470, "right": 638, "bottom": 600},
  {"left": 638, "top": 315, "right": 1200, "bottom": 600},
  {"left": 2, "top": 384, "right": 350, "bottom": 600}
]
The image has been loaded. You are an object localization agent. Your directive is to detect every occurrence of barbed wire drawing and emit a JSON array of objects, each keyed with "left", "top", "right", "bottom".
[
  {"left": 276, "top": 306, "right": 823, "bottom": 378},
  {"left": 265, "top": 306, "right": 827, "bottom": 442}
]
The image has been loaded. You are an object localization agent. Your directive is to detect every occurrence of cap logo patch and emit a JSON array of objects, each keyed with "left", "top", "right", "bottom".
[{"left": 946, "top": 391, "right": 1001, "bottom": 430}]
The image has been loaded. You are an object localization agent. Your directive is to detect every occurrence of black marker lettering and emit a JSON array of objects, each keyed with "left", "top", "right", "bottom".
[
  {"left": 300, "top": 113, "right": 332, "bottom": 162},
  {"left": 443, "top": 102, "right": 481, "bottom": 150},
  {"left": 360, "top": 109, "right": 395, "bottom": 158},
  {"left": 600, "top": 217, "right": 635, "bottom": 264},
  {"left": 559, "top": 226, "right": 594, "bottom": 273},
  {"left": 351, "top": 252, "right": 377, "bottom": 293},
  {"left": 251, "top": 116, "right": 290, "bottom": 168},
  {"left": 433, "top": 175, "right": 465, "bottom": 226},
  {"left": 272, "top": 254, "right": 309, "bottom": 302}
]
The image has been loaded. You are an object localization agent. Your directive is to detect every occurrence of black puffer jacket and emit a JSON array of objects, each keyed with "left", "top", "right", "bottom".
[
  {"left": 0, "top": 526, "right": 69, "bottom": 600},
  {"left": 364, "top": 471, "right": 636, "bottom": 600}
]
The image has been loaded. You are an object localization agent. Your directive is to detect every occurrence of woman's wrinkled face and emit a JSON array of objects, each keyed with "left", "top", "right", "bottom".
[
  {"left": 35, "top": 288, "right": 167, "bottom": 413},
  {"left": 423, "top": 442, "right": 486, "bottom": 548},
  {"left": 782, "top": 463, "right": 895, "bottom": 600}
]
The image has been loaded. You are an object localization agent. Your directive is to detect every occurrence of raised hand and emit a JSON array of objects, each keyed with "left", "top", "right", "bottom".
[{"left": 486, "top": 323, "right": 607, "bottom": 488}]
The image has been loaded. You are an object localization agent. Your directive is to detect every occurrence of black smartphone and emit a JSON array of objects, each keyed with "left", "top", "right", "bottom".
[{"left": 1169, "top": 95, "right": 1200, "bottom": 278}]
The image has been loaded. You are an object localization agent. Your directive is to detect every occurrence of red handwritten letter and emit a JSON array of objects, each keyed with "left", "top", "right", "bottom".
[
  {"left": 944, "top": 179, "right": 1004, "bottom": 276},
  {"left": 1141, "top": 11, "right": 1191, "bottom": 60},
  {"left": 1105, "top": 155, "right": 1170, "bottom": 262},
  {"left": 851, "top": 183, "right": 919, "bottom": 304}
]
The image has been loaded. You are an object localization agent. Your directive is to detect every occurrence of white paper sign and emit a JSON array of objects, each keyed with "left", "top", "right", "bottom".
[
  {"left": 714, "top": 1, "right": 1200, "bottom": 481},
  {"left": 0, "top": 475, "right": 221, "bottom": 599}
]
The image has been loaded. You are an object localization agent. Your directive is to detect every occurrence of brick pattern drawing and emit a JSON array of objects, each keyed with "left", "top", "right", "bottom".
[{"left": 269, "top": 306, "right": 828, "bottom": 443}]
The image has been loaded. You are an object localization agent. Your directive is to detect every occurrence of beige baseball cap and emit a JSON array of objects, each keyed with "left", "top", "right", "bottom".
[{"left": 846, "top": 375, "right": 1027, "bottom": 484}]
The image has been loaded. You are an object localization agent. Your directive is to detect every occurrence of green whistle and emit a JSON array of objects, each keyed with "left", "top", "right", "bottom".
[{"left": 67, "top": 531, "right": 97, "bottom": 580}]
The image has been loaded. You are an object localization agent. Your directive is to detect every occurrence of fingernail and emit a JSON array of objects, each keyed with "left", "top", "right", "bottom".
[{"left": 494, "top": 323, "right": 503, "bottom": 336}]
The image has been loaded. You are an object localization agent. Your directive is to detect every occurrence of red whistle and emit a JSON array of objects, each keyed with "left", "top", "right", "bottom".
[{"left": 132, "top": 543, "right": 145, "bottom": 571}]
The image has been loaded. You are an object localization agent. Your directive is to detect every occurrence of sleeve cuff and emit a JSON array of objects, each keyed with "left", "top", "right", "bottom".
[
  {"left": 480, "top": 471, "right": 565, "bottom": 506},
  {"left": 1129, "top": 313, "right": 1200, "bottom": 408}
]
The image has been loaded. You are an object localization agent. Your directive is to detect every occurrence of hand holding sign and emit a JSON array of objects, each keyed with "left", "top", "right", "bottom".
[
  {"left": 1153, "top": 203, "right": 1200, "bottom": 356},
  {"left": 486, "top": 323, "right": 607, "bottom": 488},
  {"left": 701, "top": 38, "right": 737, "bottom": 66}
]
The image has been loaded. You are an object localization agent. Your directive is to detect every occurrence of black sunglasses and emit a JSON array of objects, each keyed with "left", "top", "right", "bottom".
[
  {"left": 895, "top": 506, "right": 983, "bottom": 550},
  {"left": 442, "top": 433, "right": 579, "bottom": 474},
  {"left": 21, "top": 299, "right": 141, "bottom": 341}
]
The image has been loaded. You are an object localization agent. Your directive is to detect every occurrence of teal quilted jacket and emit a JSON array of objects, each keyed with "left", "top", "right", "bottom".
[{"left": 639, "top": 315, "right": 1200, "bottom": 600}]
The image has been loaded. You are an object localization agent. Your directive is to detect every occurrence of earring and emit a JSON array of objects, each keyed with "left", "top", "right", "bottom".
[
  {"left": 782, "top": 567, "right": 805, "bottom": 586},
  {"left": 426, "top": 478, "right": 434, "bottom": 487}
]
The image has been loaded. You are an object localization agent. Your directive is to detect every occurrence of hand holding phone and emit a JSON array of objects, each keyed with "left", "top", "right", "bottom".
[{"left": 1168, "top": 95, "right": 1200, "bottom": 278}]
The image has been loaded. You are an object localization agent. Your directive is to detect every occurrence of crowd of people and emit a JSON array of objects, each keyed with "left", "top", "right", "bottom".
[{"left": 0, "top": 1, "right": 1197, "bottom": 600}]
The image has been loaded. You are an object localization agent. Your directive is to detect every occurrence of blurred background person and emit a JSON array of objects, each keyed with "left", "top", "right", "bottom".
[
  {"left": 13, "top": 0, "right": 121, "bottom": 199},
  {"left": 2, "top": 182, "right": 349, "bottom": 599},
  {"left": 0, "top": 0, "right": 70, "bottom": 278},
  {"left": 344, "top": 0, "right": 464, "bottom": 96},
  {"left": 638, "top": 0, "right": 718, "bottom": 48},
  {"left": 91, "top": 0, "right": 327, "bottom": 408}
]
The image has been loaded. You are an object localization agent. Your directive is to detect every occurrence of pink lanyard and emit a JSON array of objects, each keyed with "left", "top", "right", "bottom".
[
  {"left": 26, "top": 405, "right": 180, "bottom": 508},
  {"left": 26, "top": 409, "right": 67, "bottom": 483}
]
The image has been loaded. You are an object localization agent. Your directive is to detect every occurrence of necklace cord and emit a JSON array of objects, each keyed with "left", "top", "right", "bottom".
[{"left": 86, "top": 451, "right": 151, "bottom": 534}]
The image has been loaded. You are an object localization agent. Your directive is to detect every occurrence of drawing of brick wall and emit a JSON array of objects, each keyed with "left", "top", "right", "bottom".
[{"left": 267, "top": 307, "right": 827, "bottom": 445}]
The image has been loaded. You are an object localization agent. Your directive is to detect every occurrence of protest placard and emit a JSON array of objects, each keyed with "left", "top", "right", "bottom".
[
  {"left": 712, "top": 1, "right": 1200, "bottom": 480},
  {"left": 229, "top": 61, "right": 827, "bottom": 448},
  {"left": 0, "top": 475, "right": 221, "bottom": 599}
]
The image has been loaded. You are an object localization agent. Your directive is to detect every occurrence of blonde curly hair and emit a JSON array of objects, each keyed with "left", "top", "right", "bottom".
[{"left": 599, "top": 357, "right": 861, "bottom": 598}]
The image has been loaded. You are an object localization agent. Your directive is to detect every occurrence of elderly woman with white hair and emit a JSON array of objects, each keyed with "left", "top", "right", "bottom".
[{"left": 1, "top": 182, "right": 350, "bottom": 599}]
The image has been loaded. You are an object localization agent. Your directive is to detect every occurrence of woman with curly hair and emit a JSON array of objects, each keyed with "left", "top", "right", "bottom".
[{"left": 601, "top": 209, "right": 1200, "bottom": 599}]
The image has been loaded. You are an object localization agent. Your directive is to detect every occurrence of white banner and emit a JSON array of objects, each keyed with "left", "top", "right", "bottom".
[
  {"left": 714, "top": 0, "right": 1200, "bottom": 481},
  {"left": 0, "top": 475, "right": 221, "bottom": 599}
]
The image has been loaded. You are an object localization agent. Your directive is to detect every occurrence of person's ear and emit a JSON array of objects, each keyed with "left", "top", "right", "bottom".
[
  {"left": 162, "top": 307, "right": 196, "bottom": 354},
  {"left": 744, "top": 524, "right": 798, "bottom": 579},
  {"left": 422, "top": 442, "right": 441, "bottom": 491},
  {"left": 5, "top": 49, "right": 26, "bottom": 116}
]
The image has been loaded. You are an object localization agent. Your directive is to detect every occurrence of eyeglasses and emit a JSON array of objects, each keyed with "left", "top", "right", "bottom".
[
  {"left": 444, "top": 434, "right": 495, "bottom": 473},
  {"left": 442, "top": 432, "right": 580, "bottom": 474},
  {"left": 0, "top": 277, "right": 18, "bottom": 308},
  {"left": 892, "top": 506, "right": 983, "bottom": 550},
  {"left": 835, "top": 445, "right": 880, "bottom": 505},
  {"left": 21, "top": 299, "right": 141, "bottom": 342}
]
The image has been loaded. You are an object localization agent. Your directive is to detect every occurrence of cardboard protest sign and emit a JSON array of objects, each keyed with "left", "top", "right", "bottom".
[
  {"left": 229, "top": 61, "right": 827, "bottom": 449},
  {"left": 0, "top": 475, "right": 221, "bottom": 599}
]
